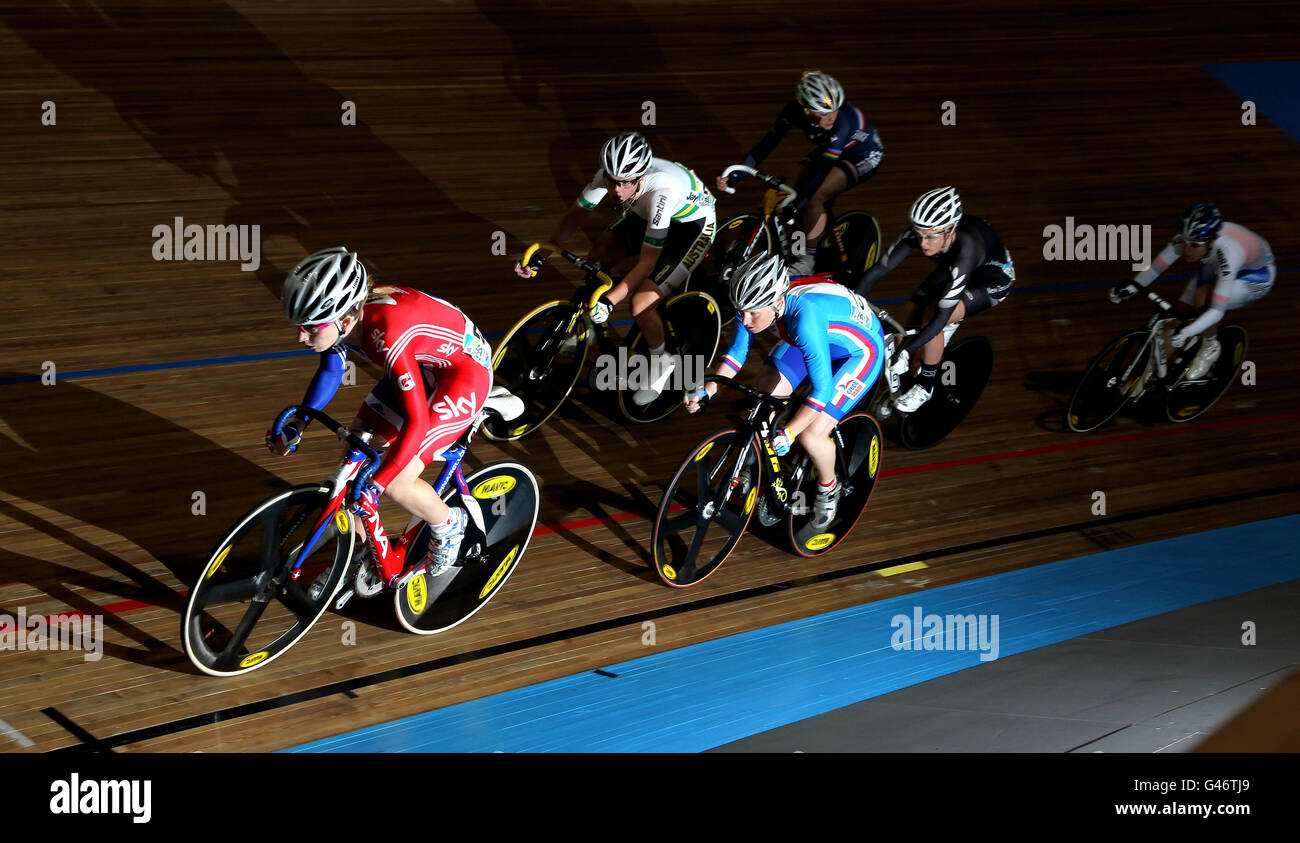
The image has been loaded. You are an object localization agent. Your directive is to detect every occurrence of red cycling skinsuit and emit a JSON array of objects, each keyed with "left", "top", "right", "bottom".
[{"left": 299, "top": 287, "right": 492, "bottom": 580}]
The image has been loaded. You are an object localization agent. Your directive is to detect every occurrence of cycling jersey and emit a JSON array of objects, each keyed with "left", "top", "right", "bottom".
[
  {"left": 720, "top": 282, "right": 885, "bottom": 419},
  {"left": 578, "top": 157, "right": 716, "bottom": 248},
  {"left": 299, "top": 287, "right": 492, "bottom": 489},
  {"left": 856, "top": 214, "right": 1014, "bottom": 353},
  {"left": 1134, "top": 221, "right": 1275, "bottom": 336},
  {"left": 741, "top": 100, "right": 884, "bottom": 209}
]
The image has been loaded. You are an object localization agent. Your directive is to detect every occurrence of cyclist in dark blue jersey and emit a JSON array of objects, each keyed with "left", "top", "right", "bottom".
[
  {"left": 855, "top": 187, "right": 1014, "bottom": 412},
  {"left": 715, "top": 71, "right": 883, "bottom": 276}
]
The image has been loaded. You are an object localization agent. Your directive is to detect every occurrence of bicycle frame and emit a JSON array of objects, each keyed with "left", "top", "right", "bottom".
[
  {"left": 1121, "top": 288, "right": 1185, "bottom": 393},
  {"left": 720, "top": 164, "right": 856, "bottom": 270},
  {"left": 701, "top": 376, "right": 856, "bottom": 522},
  {"left": 270, "top": 405, "right": 492, "bottom": 589}
]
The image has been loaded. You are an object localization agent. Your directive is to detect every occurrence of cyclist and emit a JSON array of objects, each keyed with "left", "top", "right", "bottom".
[
  {"left": 1110, "top": 203, "right": 1274, "bottom": 380},
  {"left": 516, "top": 131, "right": 717, "bottom": 407},
  {"left": 715, "top": 71, "right": 883, "bottom": 277},
  {"left": 855, "top": 187, "right": 1014, "bottom": 412},
  {"left": 685, "top": 253, "right": 885, "bottom": 527},
  {"left": 268, "top": 247, "right": 494, "bottom": 592}
]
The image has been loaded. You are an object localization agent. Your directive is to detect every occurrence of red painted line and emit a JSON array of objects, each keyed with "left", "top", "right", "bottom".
[
  {"left": 535, "top": 410, "right": 1300, "bottom": 530},
  {"left": 34, "top": 410, "right": 1299, "bottom": 621}
]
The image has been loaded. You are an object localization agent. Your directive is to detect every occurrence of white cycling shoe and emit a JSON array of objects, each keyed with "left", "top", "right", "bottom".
[
  {"left": 1185, "top": 337, "right": 1221, "bottom": 381},
  {"left": 425, "top": 508, "right": 468, "bottom": 578},
  {"left": 895, "top": 383, "right": 934, "bottom": 413},
  {"left": 632, "top": 353, "right": 678, "bottom": 407},
  {"left": 890, "top": 348, "right": 910, "bottom": 377}
]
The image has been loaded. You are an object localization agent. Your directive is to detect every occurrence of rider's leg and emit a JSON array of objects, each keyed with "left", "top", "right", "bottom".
[
  {"left": 797, "top": 167, "right": 850, "bottom": 274},
  {"left": 800, "top": 411, "right": 838, "bottom": 494},
  {"left": 897, "top": 301, "right": 965, "bottom": 412},
  {"left": 631, "top": 218, "right": 715, "bottom": 406},
  {"left": 631, "top": 278, "right": 668, "bottom": 348}
]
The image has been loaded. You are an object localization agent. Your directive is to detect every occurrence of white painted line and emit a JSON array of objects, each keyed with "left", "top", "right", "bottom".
[{"left": 0, "top": 719, "right": 34, "bottom": 748}]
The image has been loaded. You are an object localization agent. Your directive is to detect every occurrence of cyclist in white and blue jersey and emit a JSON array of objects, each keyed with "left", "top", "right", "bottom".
[
  {"left": 686, "top": 253, "right": 885, "bottom": 527},
  {"left": 1110, "top": 202, "right": 1275, "bottom": 380}
]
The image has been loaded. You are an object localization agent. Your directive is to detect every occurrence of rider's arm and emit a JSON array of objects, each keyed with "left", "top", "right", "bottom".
[
  {"left": 739, "top": 101, "right": 799, "bottom": 173},
  {"left": 608, "top": 184, "right": 675, "bottom": 300},
  {"left": 718, "top": 323, "right": 752, "bottom": 378},
  {"left": 1132, "top": 240, "right": 1181, "bottom": 288},
  {"left": 299, "top": 345, "right": 349, "bottom": 422},
  {"left": 370, "top": 359, "right": 430, "bottom": 491},
  {"left": 789, "top": 109, "right": 862, "bottom": 211},
  {"left": 1179, "top": 242, "right": 1241, "bottom": 337},
  {"left": 900, "top": 241, "right": 979, "bottom": 354},
  {"left": 606, "top": 244, "right": 661, "bottom": 305},
  {"left": 855, "top": 229, "right": 915, "bottom": 297}
]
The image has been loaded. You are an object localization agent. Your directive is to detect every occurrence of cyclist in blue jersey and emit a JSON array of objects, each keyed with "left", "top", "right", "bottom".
[
  {"left": 685, "top": 253, "right": 885, "bottom": 527},
  {"left": 715, "top": 71, "right": 884, "bottom": 276}
]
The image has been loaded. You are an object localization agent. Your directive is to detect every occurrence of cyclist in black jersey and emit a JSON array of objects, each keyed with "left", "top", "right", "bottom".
[
  {"left": 716, "top": 71, "right": 883, "bottom": 276},
  {"left": 855, "top": 187, "right": 1014, "bottom": 412}
]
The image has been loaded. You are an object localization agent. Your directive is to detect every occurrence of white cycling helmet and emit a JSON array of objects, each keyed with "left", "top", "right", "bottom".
[
  {"left": 797, "top": 71, "right": 844, "bottom": 114},
  {"left": 282, "top": 247, "right": 369, "bottom": 326},
  {"left": 910, "top": 186, "right": 963, "bottom": 231},
  {"left": 730, "top": 253, "right": 790, "bottom": 312},
  {"left": 601, "top": 131, "right": 653, "bottom": 181}
]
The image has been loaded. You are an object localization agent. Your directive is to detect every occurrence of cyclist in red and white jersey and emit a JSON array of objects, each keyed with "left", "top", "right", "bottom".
[
  {"left": 268, "top": 248, "right": 493, "bottom": 589},
  {"left": 1111, "top": 203, "right": 1275, "bottom": 379}
]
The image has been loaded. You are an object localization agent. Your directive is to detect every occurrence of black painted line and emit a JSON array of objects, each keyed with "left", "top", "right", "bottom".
[
  {"left": 42, "top": 707, "right": 113, "bottom": 753},
  {"left": 60, "top": 481, "right": 1300, "bottom": 752}
]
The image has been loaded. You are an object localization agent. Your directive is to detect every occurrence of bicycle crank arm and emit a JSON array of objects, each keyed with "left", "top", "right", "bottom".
[{"left": 333, "top": 587, "right": 356, "bottom": 612}]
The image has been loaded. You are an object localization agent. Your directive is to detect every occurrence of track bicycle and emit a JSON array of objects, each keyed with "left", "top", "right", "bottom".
[
  {"left": 1066, "top": 287, "right": 1247, "bottom": 432},
  {"left": 685, "top": 164, "right": 881, "bottom": 323},
  {"left": 650, "top": 375, "right": 883, "bottom": 587},
  {"left": 485, "top": 243, "right": 721, "bottom": 440},
  {"left": 864, "top": 302, "right": 995, "bottom": 450},
  {"left": 181, "top": 387, "right": 539, "bottom": 677}
]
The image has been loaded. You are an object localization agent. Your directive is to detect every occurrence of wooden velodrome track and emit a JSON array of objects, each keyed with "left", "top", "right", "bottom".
[{"left": 0, "top": 0, "right": 1297, "bottom": 753}]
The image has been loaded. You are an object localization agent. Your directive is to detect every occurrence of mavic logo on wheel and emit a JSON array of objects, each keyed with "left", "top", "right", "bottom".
[
  {"left": 478, "top": 545, "right": 519, "bottom": 599},
  {"left": 434, "top": 391, "right": 478, "bottom": 421}
]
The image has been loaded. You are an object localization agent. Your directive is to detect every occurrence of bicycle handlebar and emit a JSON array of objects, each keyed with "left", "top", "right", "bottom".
[
  {"left": 720, "top": 165, "right": 798, "bottom": 207},
  {"left": 521, "top": 242, "right": 615, "bottom": 311},
  {"left": 273, "top": 406, "right": 384, "bottom": 495},
  {"left": 1141, "top": 287, "right": 1177, "bottom": 314},
  {"left": 704, "top": 375, "right": 789, "bottom": 409}
]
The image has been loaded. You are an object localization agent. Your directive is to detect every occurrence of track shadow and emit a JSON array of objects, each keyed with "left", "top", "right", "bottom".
[
  {"left": 1, "top": 1, "right": 499, "bottom": 299},
  {"left": 473, "top": 0, "right": 744, "bottom": 205},
  {"left": 0, "top": 373, "right": 286, "bottom": 670}
]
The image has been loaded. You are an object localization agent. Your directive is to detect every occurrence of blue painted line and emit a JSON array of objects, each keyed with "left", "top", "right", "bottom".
[
  {"left": 9, "top": 268, "right": 1294, "bottom": 388},
  {"left": 0, "top": 349, "right": 314, "bottom": 386},
  {"left": 286, "top": 514, "right": 1300, "bottom": 753},
  {"left": 1204, "top": 61, "right": 1300, "bottom": 143}
]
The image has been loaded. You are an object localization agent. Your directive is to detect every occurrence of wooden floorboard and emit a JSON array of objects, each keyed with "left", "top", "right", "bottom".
[{"left": 0, "top": 0, "right": 1297, "bottom": 753}]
